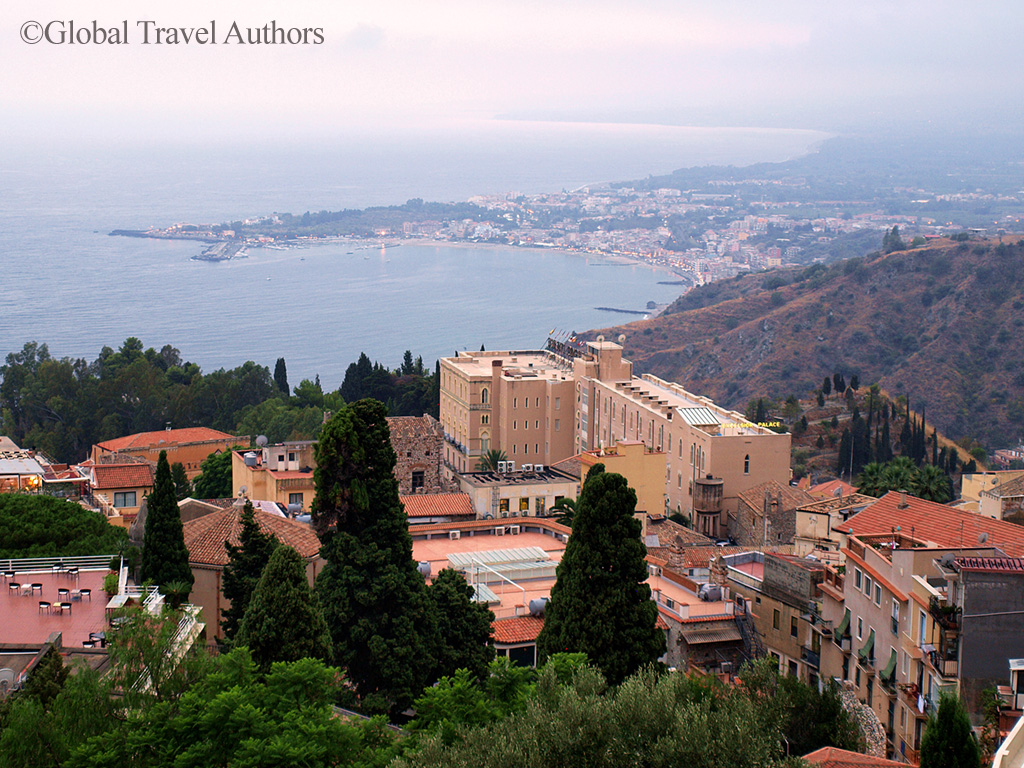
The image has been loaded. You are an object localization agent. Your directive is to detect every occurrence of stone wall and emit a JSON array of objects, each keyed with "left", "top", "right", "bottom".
[{"left": 388, "top": 414, "right": 454, "bottom": 495}]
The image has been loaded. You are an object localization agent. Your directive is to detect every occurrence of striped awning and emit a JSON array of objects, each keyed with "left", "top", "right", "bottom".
[
  {"left": 677, "top": 407, "right": 721, "bottom": 427},
  {"left": 680, "top": 624, "right": 742, "bottom": 645}
]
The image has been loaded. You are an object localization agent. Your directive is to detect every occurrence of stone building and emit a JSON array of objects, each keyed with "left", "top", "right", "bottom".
[
  {"left": 731, "top": 480, "right": 814, "bottom": 547},
  {"left": 387, "top": 414, "right": 453, "bottom": 494}
]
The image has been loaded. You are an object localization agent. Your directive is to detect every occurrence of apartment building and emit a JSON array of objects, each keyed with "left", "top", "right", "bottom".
[{"left": 440, "top": 340, "right": 790, "bottom": 535}]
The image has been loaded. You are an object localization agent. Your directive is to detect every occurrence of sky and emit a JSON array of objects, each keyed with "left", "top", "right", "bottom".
[{"left": 2, "top": 0, "right": 1023, "bottom": 145}]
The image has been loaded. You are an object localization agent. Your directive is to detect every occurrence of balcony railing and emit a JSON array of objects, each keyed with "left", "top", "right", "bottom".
[
  {"left": 926, "top": 650, "right": 959, "bottom": 679},
  {"left": 928, "top": 595, "right": 961, "bottom": 631},
  {"left": 801, "top": 646, "right": 821, "bottom": 669}
]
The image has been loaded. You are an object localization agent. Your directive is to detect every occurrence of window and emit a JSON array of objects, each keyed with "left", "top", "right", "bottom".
[
  {"left": 773, "top": 609, "right": 781, "bottom": 630},
  {"left": 513, "top": 397, "right": 517, "bottom": 408},
  {"left": 865, "top": 575, "right": 873, "bottom": 596},
  {"left": 743, "top": 454, "right": 750, "bottom": 474},
  {"left": 481, "top": 388, "right": 489, "bottom": 404},
  {"left": 855, "top": 667, "right": 861, "bottom": 687},
  {"left": 278, "top": 454, "right": 285, "bottom": 463},
  {"left": 788, "top": 660, "right": 799, "bottom": 678},
  {"left": 874, "top": 584, "right": 882, "bottom": 606},
  {"left": 891, "top": 601, "right": 900, "bottom": 634},
  {"left": 536, "top": 397, "right": 539, "bottom": 407},
  {"left": 411, "top": 471, "right": 424, "bottom": 491},
  {"left": 857, "top": 617, "right": 864, "bottom": 640},
  {"left": 512, "top": 444, "right": 516, "bottom": 455},
  {"left": 918, "top": 609, "right": 926, "bottom": 644},
  {"left": 535, "top": 420, "right": 539, "bottom": 429},
  {"left": 481, "top": 414, "right": 489, "bottom": 425},
  {"left": 555, "top": 397, "right": 561, "bottom": 410},
  {"left": 554, "top": 419, "right": 560, "bottom": 431},
  {"left": 535, "top": 497, "right": 546, "bottom": 516},
  {"left": 520, "top": 497, "right": 529, "bottom": 512},
  {"left": 791, "top": 616, "right": 799, "bottom": 639},
  {"left": 499, "top": 499, "right": 509, "bottom": 513},
  {"left": 113, "top": 491, "right": 137, "bottom": 508},
  {"left": 854, "top": 568, "right": 863, "bottom": 590},
  {"left": 288, "top": 452, "right": 296, "bottom": 462},
  {"left": 289, "top": 492, "right": 304, "bottom": 507}
]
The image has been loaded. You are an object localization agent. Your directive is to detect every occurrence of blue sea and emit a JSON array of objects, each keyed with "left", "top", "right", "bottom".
[{"left": 0, "top": 122, "right": 825, "bottom": 386}]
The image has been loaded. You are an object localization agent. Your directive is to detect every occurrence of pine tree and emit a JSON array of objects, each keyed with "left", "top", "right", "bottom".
[
  {"left": 313, "top": 399, "right": 439, "bottom": 715},
  {"left": 141, "top": 451, "right": 194, "bottom": 591},
  {"left": 221, "top": 501, "right": 279, "bottom": 642},
  {"left": 236, "top": 545, "right": 332, "bottom": 671},
  {"left": 919, "top": 692, "right": 981, "bottom": 768},
  {"left": 273, "top": 357, "right": 289, "bottom": 395},
  {"left": 171, "top": 462, "right": 191, "bottom": 501},
  {"left": 822, "top": 377, "right": 832, "bottom": 397},
  {"left": 537, "top": 465, "right": 665, "bottom": 685}
]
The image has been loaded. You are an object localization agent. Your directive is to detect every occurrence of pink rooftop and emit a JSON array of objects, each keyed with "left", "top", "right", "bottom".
[{"left": 1, "top": 567, "right": 110, "bottom": 647}]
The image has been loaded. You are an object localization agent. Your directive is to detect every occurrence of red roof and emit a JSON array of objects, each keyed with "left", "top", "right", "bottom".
[
  {"left": 491, "top": 615, "right": 544, "bottom": 644},
  {"left": 400, "top": 493, "right": 475, "bottom": 518},
  {"left": 809, "top": 479, "right": 859, "bottom": 499},
  {"left": 183, "top": 507, "right": 321, "bottom": 567},
  {"left": 841, "top": 491, "right": 1024, "bottom": 557},
  {"left": 803, "top": 747, "right": 905, "bottom": 768},
  {"left": 96, "top": 427, "right": 236, "bottom": 452},
  {"left": 92, "top": 463, "right": 153, "bottom": 490},
  {"left": 955, "top": 557, "right": 1024, "bottom": 574}
]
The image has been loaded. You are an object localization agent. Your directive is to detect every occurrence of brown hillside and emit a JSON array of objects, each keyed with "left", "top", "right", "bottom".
[{"left": 591, "top": 237, "right": 1024, "bottom": 449}]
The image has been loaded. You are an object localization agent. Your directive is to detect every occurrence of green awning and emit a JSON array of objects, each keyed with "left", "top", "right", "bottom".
[
  {"left": 858, "top": 629, "right": 875, "bottom": 662},
  {"left": 835, "top": 608, "right": 851, "bottom": 638},
  {"left": 881, "top": 647, "right": 897, "bottom": 681}
]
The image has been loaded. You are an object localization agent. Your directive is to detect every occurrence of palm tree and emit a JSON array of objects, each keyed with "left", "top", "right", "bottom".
[
  {"left": 856, "top": 463, "right": 887, "bottom": 497},
  {"left": 476, "top": 449, "right": 508, "bottom": 472},
  {"left": 912, "top": 464, "right": 952, "bottom": 503},
  {"left": 550, "top": 497, "right": 578, "bottom": 528},
  {"left": 881, "top": 456, "right": 916, "bottom": 494}
]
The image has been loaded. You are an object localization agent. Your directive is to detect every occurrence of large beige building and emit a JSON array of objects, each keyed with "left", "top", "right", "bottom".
[{"left": 440, "top": 340, "right": 791, "bottom": 535}]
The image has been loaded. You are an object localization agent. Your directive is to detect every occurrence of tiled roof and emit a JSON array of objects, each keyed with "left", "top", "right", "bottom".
[
  {"left": 491, "top": 615, "right": 544, "bottom": 644},
  {"left": 550, "top": 455, "right": 582, "bottom": 480},
  {"left": 803, "top": 747, "right": 905, "bottom": 768},
  {"left": 809, "top": 479, "right": 859, "bottom": 499},
  {"left": 737, "top": 480, "right": 814, "bottom": 512},
  {"left": 985, "top": 475, "right": 1024, "bottom": 499},
  {"left": 92, "top": 463, "right": 153, "bottom": 490},
  {"left": 799, "top": 493, "right": 876, "bottom": 515},
  {"left": 842, "top": 491, "right": 1024, "bottom": 557},
  {"left": 386, "top": 415, "right": 439, "bottom": 439},
  {"left": 645, "top": 517, "right": 715, "bottom": 547},
  {"left": 96, "top": 427, "right": 237, "bottom": 451},
  {"left": 955, "top": 557, "right": 1024, "bottom": 574},
  {"left": 183, "top": 507, "right": 321, "bottom": 567},
  {"left": 400, "top": 493, "right": 475, "bottom": 518}
]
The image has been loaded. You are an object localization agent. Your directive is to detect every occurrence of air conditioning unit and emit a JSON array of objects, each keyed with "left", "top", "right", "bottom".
[
  {"left": 535, "top": 464, "right": 544, "bottom": 473},
  {"left": 558, "top": 533, "right": 569, "bottom": 543},
  {"left": 648, "top": 564, "right": 660, "bottom": 577},
  {"left": 506, "top": 461, "right": 515, "bottom": 472},
  {"left": 494, "top": 526, "right": 506, "bottom": 536},
  {"left": 509, "top": 525, "right": 521, "bottom": 535},
  {"left": 500, "top": 511, "right": 509, "bottom": 518},
  {"left": 449, "top": 530, "right": 461, "bottom": 540},
  {"left": 720, "top": 662, "right": 733, "bottom": 674},
  {"left": 497, "top": 461, "right": 508, "bottom": 473},
  {"left": 522, "top": 464, "right": 533, "bottom": 472}
]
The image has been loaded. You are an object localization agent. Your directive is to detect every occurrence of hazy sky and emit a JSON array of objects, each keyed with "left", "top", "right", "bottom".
[{"left": 3, "top": 0, "right": 1022, "bottom": 144}]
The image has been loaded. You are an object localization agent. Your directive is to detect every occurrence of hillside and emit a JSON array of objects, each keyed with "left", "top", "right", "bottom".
[{"left": 592, "top": 237, "right": 1024, "bottom": 449}]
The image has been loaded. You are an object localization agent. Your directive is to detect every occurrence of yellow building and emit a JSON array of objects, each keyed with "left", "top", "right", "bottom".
[
  {"left": 231, "top": 440, "right": 316, "bottom": 513},
  {"left": 580, "top": 440, "right": 666, "bottom": 524}
]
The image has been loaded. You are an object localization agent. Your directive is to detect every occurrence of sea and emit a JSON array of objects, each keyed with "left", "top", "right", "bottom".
[{"left": 0, "top": 121, "right": 826, "bottom": 387}]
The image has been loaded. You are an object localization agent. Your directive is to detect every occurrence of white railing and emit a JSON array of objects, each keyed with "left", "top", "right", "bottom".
[
  {"left": 993, "top": 712, "right": 1024, "bottom": 768},
  {"left": 0, "top": 555, "right": 116, "bottom": 573}
]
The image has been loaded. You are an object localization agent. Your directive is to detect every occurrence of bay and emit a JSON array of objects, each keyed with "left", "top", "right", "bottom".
[{"left": 0, "top": 122, "right": 826, "bottom": 385}]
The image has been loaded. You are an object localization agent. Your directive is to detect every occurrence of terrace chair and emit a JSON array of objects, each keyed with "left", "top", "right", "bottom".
[
  {"left": 38, "top": 601, "right": 51, "bottom": 613},
  {"left": 7, "top": 582, "right": 20, "bottom": 595},
  {"left": 31, "top": 583, "right": 43, "bottom": 594},
  {"left": 59, "top": 601, "right": 72, "bottom": 614},
  {"left": 80, "top": 588, "right": 92, "bottom": 601}
]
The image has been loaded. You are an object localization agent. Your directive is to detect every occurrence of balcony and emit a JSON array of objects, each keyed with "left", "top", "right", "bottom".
[
  {"left": 928, "top": 682, "right": 958, "bottom": 712},
  {"left": 928, "top": 595, "right": 961, "bottom": 632},
  {"left": 468, "top": 403, "right": 491, "bottom": 411},
  {"left": 823, "top": 567, "right": 845, "bottom": 593},
  {"left": 926, "top": 649, "right": 959, "bottom": 679},
  {"left": 801, "top": 646, "right": 821, "bottom": 669}
]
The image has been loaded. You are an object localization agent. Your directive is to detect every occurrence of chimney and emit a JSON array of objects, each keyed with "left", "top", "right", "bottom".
[{"left": 898, "top": 489, "right": 908, "bottom": 509}]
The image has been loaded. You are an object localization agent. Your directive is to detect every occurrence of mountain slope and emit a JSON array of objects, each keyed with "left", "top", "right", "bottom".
[{"left": 592, "top": 238, "right": 1024, "bottom": 448}]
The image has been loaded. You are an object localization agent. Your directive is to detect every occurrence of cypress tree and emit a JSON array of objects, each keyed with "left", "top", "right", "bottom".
[
  {"left": 428, "top": 568, "right": 495, "bottom": 681},
  {"left": 273, "top": 357, "right": 289, "bottom": 395},
  {"left": 932, "top": 429, "right": 939, "bottom": 466},
  {"left": 221, "top": 501, "right": 279, "bottom": 642},
  {"left": 919, "top": 692, "right": 981, "bottom": 768},
  {"left": 141, "top": 451, "right": 194, "bottom": 591},
  {"left": 171, "top": 461, "right": 191, "bottom": 501},
  {"left": 822, "top": 377, "right": 832, "bottom": 397},
  {"left": 236, "top": 545, "right": 332, "bottom": 671},
  {"left": 313, "top": 399, "right": 439, "bottom": 715},
  {"left": 537, "top": 464, "right": 665, "bottom": 685}
]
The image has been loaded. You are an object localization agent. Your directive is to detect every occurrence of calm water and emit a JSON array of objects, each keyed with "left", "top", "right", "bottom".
[{"left": 0, "top": 123, "right": 825, "bottom": 386}]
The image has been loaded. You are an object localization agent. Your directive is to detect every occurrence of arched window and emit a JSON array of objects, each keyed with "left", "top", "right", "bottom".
[
  {"left": 481, "top": 432, "right": 489, "bottom": 452},
  {"left": 744, "top": 454, "right": 750, "bottom": 474},
  {"left": 481, "top": 388, "right": 489, "bottom": 404}
]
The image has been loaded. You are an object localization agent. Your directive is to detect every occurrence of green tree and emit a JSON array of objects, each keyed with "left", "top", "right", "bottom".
[
  {"left": 550, "top": 496, "right": 578, "bottom": 527},
  {"left": 537, "top": 465, "right": 665, "bottom": 684},
  {"left": 822, "top": 376, "right": 832, "bottom": 397},
  {"left": 0, "top": 495, "right": 128, "bottom": 558},
  {"left": 192, "top": 448, "right": 235, "bottom": 499},
  {"left": 475, "top": 448, "right": 508, "bottom": 472},
  {"left": 817, "top": 390, "right": 825, "bottom": 407},
  {"left": 919, "top": 691, "right": 981, "bottom": 768},
  {"left": 857, "top": 462, "right": 888, "bottom": 497},
  {"left": 236, "top": 545, "right": 332, "bottom": 671},
  {"left": 912, "top": 463, "right": 953, "bottom": 503},
  {"left": 313, "top": 399, "right": 439, "bottom": 715},
  {"left": 220, "top": 501, "right": 279, "bottom": 642},
  {"left": 140, "top": 451, "right": 194, "bottom": 591},
  {"left": 428, "top": 568, "right": 495, "bottom": 681},
  {"left": 273, "top": 356, "right": 289, "bottom": 394},
  {"left": 171, "top": 461, "right": 192, "bottom": 501}
]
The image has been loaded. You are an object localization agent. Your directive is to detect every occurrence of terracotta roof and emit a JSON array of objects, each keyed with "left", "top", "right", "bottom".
[
  {"left": 803, "top": 747, "right": 905, "bottom": 768},
  {"left": 386, "top": 415, "right": 440, "bottom": 440},
  {"left": 91, "top": 463, "right": 153, "bottom": 490},
  {"left": 491, "top": 615, "right": 544, "bottom": 644},
  {"left": 400, "top": 493, "right": 475, "bottom": 518},
  {"left": 645, "top": 517, "right": 715, "bottom": 547},
  {"left": 550, "top": 455, "right": 582, "bottom": 480},
  {"left": 955, "top": 557, "right": 1024, "bottom": 574},
  {"left": 842, "top": 491, "right": 1024, "bottom": 557},
  {"left": 799, "top": 493, "right": 876, "bottom": 515},
  {"left": 655, "top": 613, "right": 669, "bottom": 630},
  {"left": 183, "top": 506, "right": 321, "bottom": 567},
  {"left": 738, "top": 480, "right": 815, "bottom": 511},
  {"left": 985, "top": 475, "right": 1024, "bottom": 499},
  {"left": 96, "top": 427, "right": 237, "bottom": 452},
  {"left": 809, "top": 479, "right": 859, "bottom": 499}
]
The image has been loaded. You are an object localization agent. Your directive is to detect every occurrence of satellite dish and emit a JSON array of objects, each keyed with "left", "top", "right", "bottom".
[
  {"left": 978, "top": 532, "right": 989, "bottom": 544},
  {"left": 239, "top": 486, "right": 247, "bottom": 495},
  {"left": 256, "top": 435, "right": 268, "bottom": 447},
  {"left": 939, "top": 553, "right": 956, "bottom": 567},
  {"left": 618, "top": 334, "right": 626, "bottom": 343},
  {"left": 596, "top": 335, "right": 605, "bottom": 342}
]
